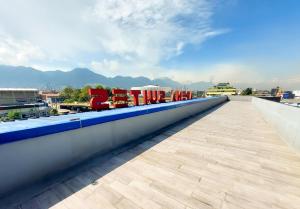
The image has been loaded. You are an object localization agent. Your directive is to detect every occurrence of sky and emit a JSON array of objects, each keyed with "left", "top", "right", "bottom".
[{"left": 0, "top": 0, "right": 299, "bottom": 89}]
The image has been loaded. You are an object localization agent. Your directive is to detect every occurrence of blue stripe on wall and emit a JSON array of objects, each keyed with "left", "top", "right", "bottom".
[{"left": 0, "top": 98, "right": 218, "bottom": 145}]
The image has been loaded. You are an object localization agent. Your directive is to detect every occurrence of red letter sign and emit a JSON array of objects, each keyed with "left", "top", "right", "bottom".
[
  {"left": 142, "top": 90, "right": 148, "bottom": 105},
  {"left": 171, "top": 90, "right": 176, "bottom": 102},
  {"left": 171, "top": 90, "right": 185, "bottom": 101},
  {"left": 182, "top": 91, "right": 188, "bottom": 100},
  {"left": 130, "top": 90, "right": 141, "bottom": 106},
  {"left": 176, "top": 91, "right": 182, "bottom": 101},
  {"left": 147, "top": 90, "right": 158, "bottom": 104},
  {"left": 158, "top": 91, "right": 166, "bottom": 103},
  {"left": 112, "top": 89, "right": 128, "bottom": 108},
  {"left": 89, "top": 89, "right": 109, "bottom": 110},
  {"left": 187, "top": 91, "right": 193, "bottom": 100}
]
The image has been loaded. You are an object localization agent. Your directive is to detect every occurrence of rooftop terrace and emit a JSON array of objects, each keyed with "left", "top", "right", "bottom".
[{"left": 1, "top": 100, "right": 300, "bottom": 209}]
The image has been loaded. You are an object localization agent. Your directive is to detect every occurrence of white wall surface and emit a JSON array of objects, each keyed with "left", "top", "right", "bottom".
[
  {"left": 228, "top": 96, "right": 253, "bottom": 102},
  {"left": 252, "top": 97, "right": 300, "bottom": 151},
  {"left": 0, "top": 97, "right": 227, "bottom": 196}
]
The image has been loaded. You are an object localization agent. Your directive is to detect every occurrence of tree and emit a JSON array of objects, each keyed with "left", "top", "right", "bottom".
[
  {"left": 241, "top": 88, "right": 253, "bottom": 95},
  {"left": 95, "top": 84, "right": 112, "bottom": 97},
  {"left": 78, "top": 85, "right": 92, "bottom": 102},
  {"left": 72, "top": 89, "right": 81, "bottom": 101},
  {"left": 95, "top": 84, "right": 104, "bottom": 89},
  {"left": 105, "top": 86, "right": 112, "bottom": 97},
  {"left": 60, "top": 86, "right": 74, "bottom": 101},
  {"left": 60, "top": 85, "right": 110, "bottom": 103}
]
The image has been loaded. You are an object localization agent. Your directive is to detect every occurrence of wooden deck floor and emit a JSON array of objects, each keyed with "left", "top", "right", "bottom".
[{"left": 2, "top": 101, "right": 300, "bottom": 209}]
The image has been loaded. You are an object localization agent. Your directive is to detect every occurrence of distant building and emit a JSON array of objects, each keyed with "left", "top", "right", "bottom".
[
  {"left": 196, "top": 91, "right": 206, "bottom": 98},
  {"left": 293, "top": 90, "right": 300, "bottom": 98},
  {"left": 0, "top": 88, "right": 39, "bottom": 105},
  {"left": 282, "top": 91, "right": 295, "bottom": 99},
  {"left": 131, "top": 85, "right": 172, "bottom": 92},
  {"left": 271, "top": 86, "right": 284, "bottom": 97},
  {"left": 40, "top": 91, "right": 62, "bottom": 104},
  {"left": 281, "top": 90, "right": 300, "bottom": 107},
  {"left": 206, "top": 83, "right": 237, "bottom": 96},
  {"left": 253, "top": 90, "right": 271, "bottom": 97},
  {"left": 0, "top": 88, "right": 50, "bottom": 119}
]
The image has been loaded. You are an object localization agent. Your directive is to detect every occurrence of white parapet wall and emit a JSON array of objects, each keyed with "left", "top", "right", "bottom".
[
  {"left": 252, "top": 97, "right": 300, "bottom": 151},
  {"left": 0, "top": 97, "right": 227, "bottom": 196},
  {"left": 228, "top": 95, "right": 253, "bottom": 102}
]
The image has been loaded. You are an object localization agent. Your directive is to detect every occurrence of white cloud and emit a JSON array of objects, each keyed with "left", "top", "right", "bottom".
[
  {"left": 154, "top": 63, "right": 263, "bottom": 84},
  {"left": 4, "top": 0, "right": 283, "bottom": 89},
  {"left": 0, "top": 0, "right": 224, "bottom": 71},
  {"left": 90, "top": 59, "right": 263, "bottom": 86},
  {"left": 170, "top": 63, "right": 300, "bottom": 90},
  {"left": 1, "top": 0, "right": 298, "bottom": 90},
  {"left": 0, "top": 34, "right": 45, "bottom": 65},
  {"left": 85, "top": 0, "right": 222, "bottom": 64},
  {"left": 90, "top": 58, "right": 161, "bottom": 78},
  {"left": 202, "top": 63, "right": 263, "bottom": 84},
  {"left": 91, "top": 59, "right": 122, "bottom": 75}
]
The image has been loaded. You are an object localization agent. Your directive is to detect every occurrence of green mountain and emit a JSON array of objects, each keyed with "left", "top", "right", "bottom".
[{"left": 0, "top": 65, "right": 212, "bottom": 90}]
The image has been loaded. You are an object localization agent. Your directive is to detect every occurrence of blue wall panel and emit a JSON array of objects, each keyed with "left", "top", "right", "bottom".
[{"left": 0, "top": 98, "right": 217, "bottom": 144}]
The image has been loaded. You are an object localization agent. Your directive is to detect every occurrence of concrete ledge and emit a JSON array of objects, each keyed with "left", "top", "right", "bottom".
[
  {"left": 252, "top": 97, "right": 300, "bottom": 151},
  {"left": 1, "top": 98, "right": 223, "bottom": 144},
  {"left": 0, "top": 97, "right": 227, "bottom": 196},
  {"left": 228, "top": 95, "right": 253, "bottom": 102}
]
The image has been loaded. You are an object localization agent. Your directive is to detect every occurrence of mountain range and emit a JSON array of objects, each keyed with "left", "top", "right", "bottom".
[{"left": 0, "top": 65, "right": 212, "bottom": 90}]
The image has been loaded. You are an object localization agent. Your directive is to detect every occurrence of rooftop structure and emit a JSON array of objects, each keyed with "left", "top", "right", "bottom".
[
  {"left": 206, "top": 83, "right": 237, "bottom": 96},
  {"left": 253, "top": 89, "right": 271, "bottom": 97},
  {"left": 293, "top": 90, "right": 300, "bottom": 98},
  {"left": 131, "top": 85, "right": 172, "bottom": 92},
  {"left": 282, "top": 91, "right": 295, "bottom": 99},
  {"left": 0, "top": 88, "right": 38, "bottom": 91},
  {"left": 271, "top": 86, "right": 284, "bottom": 97},
  {"left": 0, "top": 88, "right": 49, "bottom": 119},
  {"left": 40, "top": 91, "right": 62, "bottom": 104},
  {"left": 0, "top": 88, "right": 39, "bottom": 106},
  {"left": 1, "top": 98, "right": 300, "bottom": 209}
]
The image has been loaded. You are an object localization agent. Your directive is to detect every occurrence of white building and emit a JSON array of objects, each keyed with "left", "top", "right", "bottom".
[
  {"left": 293, "top": 90, "right": 300, "bottom": 98},
  {"left": 131, "top": 85, "right": 172, "bottom": 92}
]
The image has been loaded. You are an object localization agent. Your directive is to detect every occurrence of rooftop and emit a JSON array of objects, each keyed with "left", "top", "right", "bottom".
[
  {"left": 0, "top": 88, "right": 38, "bottom": 91},
  {"left": 1, "top": 101, "right": 300, "bottom": 209}
]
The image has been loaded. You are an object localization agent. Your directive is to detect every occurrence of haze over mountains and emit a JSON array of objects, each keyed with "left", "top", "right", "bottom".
[{"left": 0, "top": 65, "right": 212, "bottom": 90}]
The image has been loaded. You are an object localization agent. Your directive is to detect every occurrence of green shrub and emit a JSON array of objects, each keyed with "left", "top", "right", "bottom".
[
  {"left": 50, "top": 108, "right": 58, "bottom": 115},
  {"left": 7, "top": 110, "right": 21, "bottom": 120},
  {"left": 63, "top": 98, "right": 75, "bottom": 103}
]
